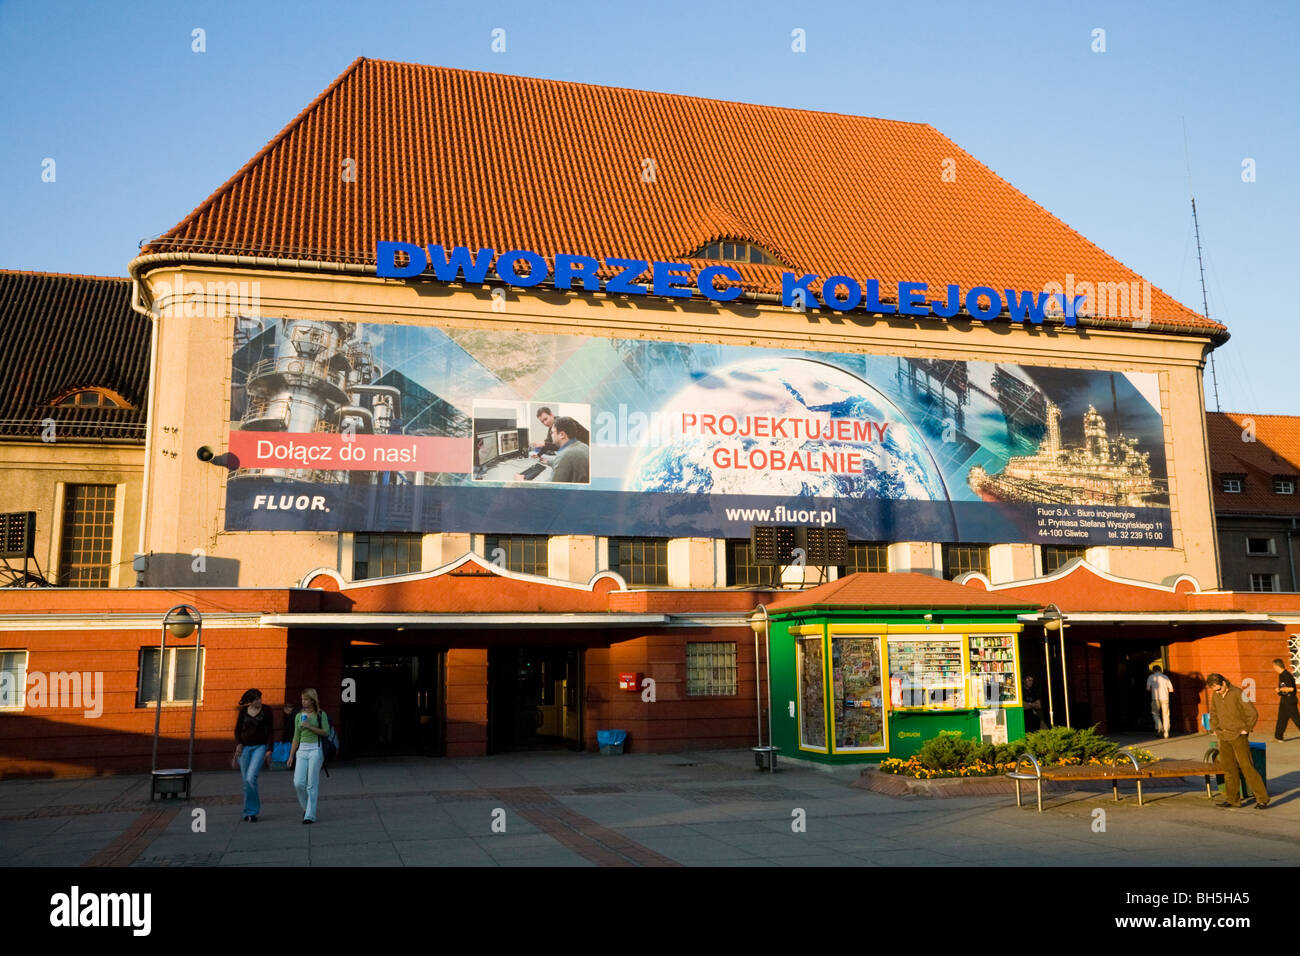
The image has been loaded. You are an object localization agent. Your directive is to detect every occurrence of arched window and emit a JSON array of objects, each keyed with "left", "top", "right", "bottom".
[
  {"left": 49, "top": 388, "right": 132, "bottom": 409},
  {"left": 689, "top": 240, "right": 784, "bottom": 266}
]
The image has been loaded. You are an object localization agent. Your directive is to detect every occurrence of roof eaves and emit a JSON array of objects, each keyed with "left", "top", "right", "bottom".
[
  {"left": 770, "top": 601, "right": 1036, "bottom": 613},
  {"left": 925, "top": 125, "right": 1224, "bottom": 339}
]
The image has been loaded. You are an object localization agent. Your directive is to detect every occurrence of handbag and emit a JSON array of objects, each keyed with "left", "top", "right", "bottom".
[{"left": 272, "top": 741, "right": 291, "bottom": 764}]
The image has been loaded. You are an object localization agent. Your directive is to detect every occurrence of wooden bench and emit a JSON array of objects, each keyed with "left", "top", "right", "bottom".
[{"left": 1007, "top": 750, "right": 1223, "bottom": 812}]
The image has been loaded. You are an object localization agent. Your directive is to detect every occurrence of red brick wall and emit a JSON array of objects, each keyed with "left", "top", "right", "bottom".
[
  {"left": 445, "top": 648, "right": 487, "bottom": 757},
  {"left": 1079, "top": 643, "right": 1107, "bottom": 731},
  {"left": 584, "top": 629, "right": 762, "bottom": 753},
  {"left": 1054, "top": 630, "right": 1289, "bottom": 739},
  {"left": 285, "top": 628, "right": 343, "bottom": 723},
  {"left": 0, "top": 626, "right": 289, "bottom": 779},
  {"left": 1169, "top": 628, "right": 1290, "bottom": 733}
]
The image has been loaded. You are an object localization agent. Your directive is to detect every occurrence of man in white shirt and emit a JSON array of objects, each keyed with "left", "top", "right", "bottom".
[{"left": 1146, "top": 664, "right": 1174, "bottom": 738}]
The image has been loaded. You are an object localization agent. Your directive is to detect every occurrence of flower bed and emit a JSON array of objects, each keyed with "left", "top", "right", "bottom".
[
  {"left": 879, "top": 757, "right": 1018, "bottom": 779},
  {"left": 879, "top": 727, "right": 1155, "bottom": 779}
]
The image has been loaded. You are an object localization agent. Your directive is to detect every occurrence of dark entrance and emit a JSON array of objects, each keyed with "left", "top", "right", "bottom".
[
  {"left": 488, "top": 646, "right": 583, "bottom": 753},
  {"left": 341, "top": 646, "right": 444, "bottom": 757},
  {"left": 1102, "top": 642, "right": 1168, "bottom": 733},
  {"left": 1018, "top": 632, "right": 1056, "bottom": 730},
  {"left": 1019, "top": 631, "right": 1092, "bottom": 730}
]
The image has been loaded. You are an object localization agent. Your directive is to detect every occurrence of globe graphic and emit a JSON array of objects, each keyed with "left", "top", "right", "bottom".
[{"left": 626, "top": 357, "right": 950, "bottom": 500}]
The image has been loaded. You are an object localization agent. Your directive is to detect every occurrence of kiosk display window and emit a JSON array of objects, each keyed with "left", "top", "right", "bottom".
[
  {"left": 797, "top": 635, "right": 827, "bottom": 750},
  {"left": 968, "top": 634, "right": 1019, "bottom": 706},
  {"left": 831, "top": 634, "right": 885, "bottom": 751},
  {"left": 887, "top": 636, "right": 966, "bottom": 709}
]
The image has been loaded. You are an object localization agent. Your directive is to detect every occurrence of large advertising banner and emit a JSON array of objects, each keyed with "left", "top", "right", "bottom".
[{"left": 224, "top": 316, "right": 1173, "bottom": 547}]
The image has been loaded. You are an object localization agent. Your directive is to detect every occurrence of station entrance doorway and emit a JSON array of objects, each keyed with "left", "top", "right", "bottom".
[
  {"left": 488, "top": 646, "right": 583, "bottom": 753},
  {"left": 341, "top": 646, "right": 444, "bottom": 757},
  {"left": 1102, "top": 641, "right": 1168, "bottom": 734}
]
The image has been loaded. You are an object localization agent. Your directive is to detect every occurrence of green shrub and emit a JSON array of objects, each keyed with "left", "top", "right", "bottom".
[
  {"left": 917, "top": 733, "right": 1051, "bottom": 771},
  {"left": 1019, "top": 725, "right": 1120, "bottom": 764},
  {"left": 915, "top": 735, "right": 975, "bottom": 771},
  {"left": 888, "top": 727, "right": 1148, "bottom": 778},
  {"left": 994, "top": 741, "right": 1026, "bottom": 764}
]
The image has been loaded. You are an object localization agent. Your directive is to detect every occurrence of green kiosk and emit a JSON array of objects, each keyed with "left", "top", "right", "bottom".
[{"left": 764, "top": 574, "right": 1038, "bottom": 764}]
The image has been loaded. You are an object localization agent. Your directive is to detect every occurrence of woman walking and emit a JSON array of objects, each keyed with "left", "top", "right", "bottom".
[
  {"left": 287, "top": 688, "right": 330, "bottom": 824},
  {"left": 233, "top": 689, "right": 273, "bottom": 822}
]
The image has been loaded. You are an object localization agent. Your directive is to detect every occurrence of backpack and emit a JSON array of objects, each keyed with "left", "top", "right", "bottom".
[{"left": 319, "top": 712, "right": 340, "bottom": 774}]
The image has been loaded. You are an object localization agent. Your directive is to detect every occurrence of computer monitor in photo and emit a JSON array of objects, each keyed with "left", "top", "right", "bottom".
[{"left": 475, "top": 431, "right": 500, "bottom": 466}]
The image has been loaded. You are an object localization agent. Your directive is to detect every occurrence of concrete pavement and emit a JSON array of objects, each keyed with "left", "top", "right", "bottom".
[{"left": 1, "top": 730, "right": 1296, "bottom": 866}]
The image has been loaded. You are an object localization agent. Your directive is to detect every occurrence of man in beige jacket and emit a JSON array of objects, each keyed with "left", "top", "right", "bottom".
[{"left": 1206, "top": 673, "right": 1270, "bottom": 809}]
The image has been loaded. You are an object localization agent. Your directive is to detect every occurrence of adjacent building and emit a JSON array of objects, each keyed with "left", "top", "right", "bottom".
[
  {"left": 0, "top": 271, "right": 149, "bottom": 589},
  {"left": 1207, "top": 411, "right": 1300, "bottom": 593}
]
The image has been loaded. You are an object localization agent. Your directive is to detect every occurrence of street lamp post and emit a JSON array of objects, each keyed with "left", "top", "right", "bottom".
[
  {"left": 749, "top": 605, "right": 778, "bottom": 773},
  {"left": 150, "top": 604, "right": 204, "bottom": 800},
  {"left": 1042, "top": 604, "right": 1070, "bottom": 729}
]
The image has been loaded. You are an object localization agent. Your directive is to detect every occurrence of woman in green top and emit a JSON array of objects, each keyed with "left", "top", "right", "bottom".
[{"left": 287, "top": 687, "right": 329, "bottom": 823}]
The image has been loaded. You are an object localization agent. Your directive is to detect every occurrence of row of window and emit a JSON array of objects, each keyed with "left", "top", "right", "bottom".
[
  {"left": 40, "top": 497, "right": 1097, "bottom": 588},
  {"left": 359, "top": 535, "right": 672, "bottom": 585},
  {"left": 0, "top": 647, "right": 203, "bottom": 710},
  {"left": 7, "top": 634, "right": 1300, "bottom": 713},
  {"left": 0, "top": 642, "right": 736, "bottom": 708},
  {"left": 354, "top": 535, "right": 1091, "bottom": 584},
  {"left": 1243, "top": 536, "right": 1287, "bottom": 592},
  {"left": 1222, "top": 475, "right": 1295, "bottom": 495}
]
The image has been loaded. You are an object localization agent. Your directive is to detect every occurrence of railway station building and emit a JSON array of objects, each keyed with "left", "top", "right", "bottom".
[{"left": 1, "top": 59, "right": 1297, "bottom": 776}]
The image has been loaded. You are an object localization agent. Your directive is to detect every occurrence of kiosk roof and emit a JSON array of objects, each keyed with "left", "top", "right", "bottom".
[{"left": 766, "top": 572, "right": 1038, "bottom": 613}]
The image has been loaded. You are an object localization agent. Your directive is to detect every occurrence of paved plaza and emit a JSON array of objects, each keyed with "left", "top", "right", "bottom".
[{"left": 1, "top": 732, "right": 1296, "bottom": 867}]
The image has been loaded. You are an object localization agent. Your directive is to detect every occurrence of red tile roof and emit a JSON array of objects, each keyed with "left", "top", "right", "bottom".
[
  {"left": 1206, "top": 411, "right": 1300, "bottom": 514},
  {"left": 145, "top": 58, "right": 1223, "bottom": 338},
  {"left": 766, "top": 572, "right": 1036, "bottom": 612}
]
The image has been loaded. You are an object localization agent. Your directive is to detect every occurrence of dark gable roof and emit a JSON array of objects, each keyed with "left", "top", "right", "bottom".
[
  {"left": 0, "top": 271, "right": 149, "bottom": 442},
  {"left": 145, "top": 57, "right": 1223, "bottom": 339},
  {"left": 1206, "top": 411, "right": 1300, "bottom": 514}
]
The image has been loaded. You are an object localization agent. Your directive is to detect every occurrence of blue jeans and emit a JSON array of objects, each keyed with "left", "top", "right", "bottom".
[
  {"left": 239, "top": 745, "right": 268, "bottom": 816},
  {"left": 293, "top": 746, "right": 323, "bottom": 820}
]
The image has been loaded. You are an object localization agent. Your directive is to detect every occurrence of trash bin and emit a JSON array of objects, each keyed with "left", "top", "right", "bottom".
[
  {"left": 752, "top": 746, "right": 779, "bottom": 771},
  {"left": 1245, "top": 741, "right": 1267, "bottom": 800},
  {"left": 1208, "top": 741, "right": 1268, "bottom": 800},
  {"left": 597, "top": 730, "right": 627, "bottom": 755}
]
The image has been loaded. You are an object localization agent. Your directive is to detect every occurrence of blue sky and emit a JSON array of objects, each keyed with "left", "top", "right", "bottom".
[{"left": 2, "top": 0, "right": 1295, "bottom": 414}]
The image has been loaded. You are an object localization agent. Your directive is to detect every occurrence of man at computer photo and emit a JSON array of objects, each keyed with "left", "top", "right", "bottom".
[
  {"left": 533, "top": 406, "right": 559, "bottom": 454},
  {"left": 549, "top": 416, "right": 590, "bottom": 483}
]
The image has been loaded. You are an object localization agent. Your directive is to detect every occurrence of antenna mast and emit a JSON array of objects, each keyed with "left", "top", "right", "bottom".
[
  {"left": 1183, "top": 118, "right": 1221, "bottom": 412},
  {"left": 1191, "top": 197, "right": 1221, "bottom": 411}
]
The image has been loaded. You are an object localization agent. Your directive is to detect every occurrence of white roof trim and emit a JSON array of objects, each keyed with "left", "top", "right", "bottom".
[
  {"left": 299, "top": 552, "right": 628, "bottom": 594},
  {"left": 953, "top": 571, "right": 992, "bottom": 589},
  {"left": 982, "top": 558, "right": 1201, "bottom": 595},
  {"left": 260, "top": 612, "right": 666, "bottom": 628},
  {"left": 662, "top": 614, "right": 757, "bottom": 628},
  {"left": 0, "top": 614, "right": 266, "bottom": 631},
  {"left": 1016, "top": 611, "right": 1273, "bottom": 624}
]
